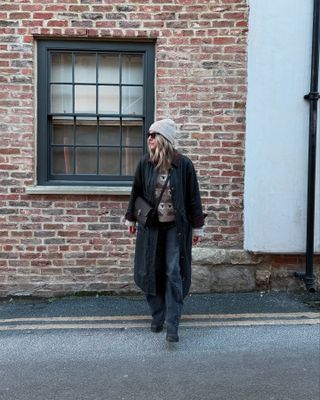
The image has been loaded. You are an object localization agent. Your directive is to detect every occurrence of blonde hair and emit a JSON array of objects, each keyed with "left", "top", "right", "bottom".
[{"left": 149, "top": 134, "right": 175, "bottom": 172}]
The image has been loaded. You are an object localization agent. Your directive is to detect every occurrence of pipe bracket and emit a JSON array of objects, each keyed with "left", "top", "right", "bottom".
[
  {"left": 294, "top": 272, "right": 316, "bottom": 292},
  {"left": 304, "top": 91, "right": 320, "bottom": 100}
]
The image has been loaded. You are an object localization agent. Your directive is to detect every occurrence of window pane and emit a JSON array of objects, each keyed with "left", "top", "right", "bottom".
[
  {"left": 99, "top": 54, "right": 119, "bottom": 84},
  {"left": 99, "top": 148, "right": 120, "bottom": 175},
  {"left": 75, "top": 118, "right": 97, "bottom": 145},
  {"left": 51, "top": 53, "right": 72, "bottom": 83},
  {"left": 122, "top": 148, "right": 143, "bottom": 176},
  {"left": 52, "top": 117, "right": 74, "bottom": 145},
  {"left": 51, "top": 147, "right": 74, "bottom": 174},
  {"left": 99, "top": 119, "right": 120, "bottom": 145},
  {"left": 122, "top": 123, "right": 143, "bottom": 146},
  {"left": 76, "top": 148, "right": 97, "bottom": 174},
  {"left": 98, "top": 86, "right": 119, "bottom": 114},
  {"left": 75, "top": 85, "right": 96, "bottom": 113},
  {"left": 122, "top": 55, "right": 143, "bottom": 84},
  {"left": 75, "top": 53, "right": 96, "bottom": 83},
  {"left": 122, "top": 86, "right": 143, "bottom": 115},
  {"left": 51, "top": 84, "right": 73, "bottom": 113}
]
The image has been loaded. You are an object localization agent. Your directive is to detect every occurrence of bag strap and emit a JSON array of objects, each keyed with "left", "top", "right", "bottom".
[{"left": 154, "top": 170, "right": 171, "bottom": 209}]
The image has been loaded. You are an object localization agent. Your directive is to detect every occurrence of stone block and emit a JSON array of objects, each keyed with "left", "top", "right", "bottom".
[
  {"left": 191, "top": 265, "right": 211, "bottom": 293},
  {"left": 230, "top": 250, "right": 263, "bottom": 265},
  {"left": 270, "top": 269, "right": 306, "bottom": 291},
  {"left": 210, "top": 266, "right": 256, "bottom": 292},
  {"left": 192, "top": 248, "right": 227, "bottom": 265},
  {"left": 255, "top": 269, "right": 271, "bottom": 286}
]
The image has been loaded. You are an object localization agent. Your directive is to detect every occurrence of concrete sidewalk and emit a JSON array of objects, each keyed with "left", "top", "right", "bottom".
[{"left": 0, "top": 291, "right": 319, "bottom": 320}]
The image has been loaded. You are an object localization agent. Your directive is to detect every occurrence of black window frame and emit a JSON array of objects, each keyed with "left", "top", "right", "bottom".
[{"left": 37, "top": 39, "right": 155, "bottom": 186}]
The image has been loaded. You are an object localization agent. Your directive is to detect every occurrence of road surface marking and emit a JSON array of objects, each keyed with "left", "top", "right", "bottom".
[
  {"left": 0, "top": 312, "right": 318, "bottom": 325},
  {"left": 0, "top": 319, "right": 319, "bottom": 331},
  {"left": 0, "top": 316, "right": 319, "bottom": 332}
]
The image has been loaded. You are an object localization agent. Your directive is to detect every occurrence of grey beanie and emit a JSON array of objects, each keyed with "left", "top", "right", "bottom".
[{"left": 149, "top": 118, "right": 176, "bottom": 145}]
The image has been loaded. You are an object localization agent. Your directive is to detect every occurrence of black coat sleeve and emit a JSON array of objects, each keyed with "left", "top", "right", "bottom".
[{"left": 186, "top": 159, "right": 205, "bottom": 229}]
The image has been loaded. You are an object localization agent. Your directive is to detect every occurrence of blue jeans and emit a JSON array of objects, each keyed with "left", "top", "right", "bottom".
[{"left": 146, "top": 224, "right": 183, "bottom": 333}]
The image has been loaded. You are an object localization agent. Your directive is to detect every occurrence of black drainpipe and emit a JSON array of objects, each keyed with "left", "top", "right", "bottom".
[{"left": 295, "top": 0, "right": 320, "bottom": 292}]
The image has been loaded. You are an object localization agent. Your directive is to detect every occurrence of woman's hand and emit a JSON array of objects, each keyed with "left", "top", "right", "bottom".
[
  {"left": 193, "top": 235, "right": 201, "bottom": 245},
  {"left": 128, "top": 226, "right": 137, "bottom": 234}
]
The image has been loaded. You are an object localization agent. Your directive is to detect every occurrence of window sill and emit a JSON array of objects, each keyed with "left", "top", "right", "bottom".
[{"left": 25, "top": 186, "right": 132, "bottom": 195}]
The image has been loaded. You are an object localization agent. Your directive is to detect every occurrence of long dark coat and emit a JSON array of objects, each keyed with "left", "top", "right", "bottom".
[{"left": 125, "top": 151, "right": 205, "bottom": 298}]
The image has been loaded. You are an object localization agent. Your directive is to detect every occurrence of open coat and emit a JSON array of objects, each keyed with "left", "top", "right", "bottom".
[{"left": 125, "top": 151, "right": 205, "bottom": 298}]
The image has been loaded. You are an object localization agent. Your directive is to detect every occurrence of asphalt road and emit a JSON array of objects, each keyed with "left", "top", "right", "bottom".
[
  {"left": 0, "top": 292, "right": 319, "bottom": 400},
  {"left": 0, "top": 324, "right": 319, "bottom": 400},
  {"left": 0, "top": 291, "right": 319, "bottom": 319}
]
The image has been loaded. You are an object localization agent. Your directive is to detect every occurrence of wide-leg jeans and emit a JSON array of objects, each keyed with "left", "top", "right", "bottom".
[{"left": 146, "top": 223, "right": 183, "bottom": 333}]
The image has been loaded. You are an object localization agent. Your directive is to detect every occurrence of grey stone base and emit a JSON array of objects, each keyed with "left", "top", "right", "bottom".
[
  {"left": 0, "top": 248, "right": 319, "bottom": 298},
  {"left": 191, "top": 248, "right": 320, "bottom": 293}
]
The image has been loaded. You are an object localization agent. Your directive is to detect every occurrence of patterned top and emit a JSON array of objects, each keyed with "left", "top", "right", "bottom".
[{"left": 155, "top": 173, "right": 175, "bottom": 223}]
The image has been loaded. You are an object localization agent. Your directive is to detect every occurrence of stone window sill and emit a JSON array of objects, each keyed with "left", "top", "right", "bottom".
[{"left": 25, "top": 186, "right": 132, "bottom": 195}]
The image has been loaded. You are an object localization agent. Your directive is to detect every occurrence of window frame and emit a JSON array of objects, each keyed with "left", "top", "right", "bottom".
[{"left": 37, "top": 39, "right": 155, "bottom": 187}]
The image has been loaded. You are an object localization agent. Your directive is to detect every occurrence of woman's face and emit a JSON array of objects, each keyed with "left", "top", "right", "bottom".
[{"left": 147, "top": 132, "right": 158, "bottom": 152}]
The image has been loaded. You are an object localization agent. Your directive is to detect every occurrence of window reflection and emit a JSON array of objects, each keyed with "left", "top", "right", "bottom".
[
  {"left": 122, "top": 55, "right": 143, "bottom": 85},
  {"left": 122, "top": 148, "right": 142, "bottom": 176},
  {"left": 52, "top": 117, "right": 74, "bottom": 145},
  {"left": 122, "top": 86, "right": 143, "bottom": 115},
  {"left": 75, "top": 54, "right": 96, "bottom": 83},
  {"left": 98, "top": 86, "right": 119, "bottom": 114},
  {"left": 75, "top": 85, "right": 96, "bottom": 113},
  {"left": 75, "top": 118, "right": 97, "bottom": 145},
  {"left": 51, "top": 53, "right": 72, "bottom": 83},
  {"left": 99, "top": 148, "right": 121, "bottom": 175},
  {"left": 122, "top": 123, "right": 143, "bottom": 146},
  {"left": 52, "top": 147, "right": 74, "bottom": 174},
  {"left": 51, "top": 85, "right": 73, "bottom": 113},
  {"left": 99, "top": 54, "right": 119, "bottom": 84},
  {"left": 76, "top": 148, "right": 97, "bottom": 174},
  {"left": 99, "top": 119, "right": 121, "bottom": 145}
]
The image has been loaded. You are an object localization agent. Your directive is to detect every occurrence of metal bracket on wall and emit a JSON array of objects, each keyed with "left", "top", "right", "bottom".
[
  {"left": 294, "top": 271, "right": 316, "bottom": 291},
  {"left": 304, "top": 91, "right": 320, "bottom": 100}
]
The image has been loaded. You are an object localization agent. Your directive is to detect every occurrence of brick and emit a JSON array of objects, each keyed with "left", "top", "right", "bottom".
[
  {"left": 9, "top": 13, "right": 31, "bottom": 19},
  {"left": 47, "top": 20, "right": 68, "bottom": 27},
  {"left": 92, "top": 5, "right": 113, "bottom": 12},
  {"left": 32, "top": 12, "right": 53, "bottom": 20},
  {"left": 45, "top": 5, "right": 68, "bottom": 12},
  {"left": 69, "top": 6, "right": 90, "bottom": 12},
  {"left": 223, "top": 12, "right": 247, "bottom": 19},
  {"left": 21, "top": 4, "right": 43, "bottom": 12}
]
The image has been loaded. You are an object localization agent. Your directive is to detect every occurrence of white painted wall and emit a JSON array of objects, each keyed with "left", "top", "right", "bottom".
[{"left": 245, "top": 0, "right": 320, "bottom": 252}]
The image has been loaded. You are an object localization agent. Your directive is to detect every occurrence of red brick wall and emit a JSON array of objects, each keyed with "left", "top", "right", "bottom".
[{"left": 0, "top": 0, "right": 250, "bottom": 297}]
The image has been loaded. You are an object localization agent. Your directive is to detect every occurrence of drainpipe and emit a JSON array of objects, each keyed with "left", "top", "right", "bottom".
[{"left": 295, "top": 0, "right": 320, "bottom": 292}]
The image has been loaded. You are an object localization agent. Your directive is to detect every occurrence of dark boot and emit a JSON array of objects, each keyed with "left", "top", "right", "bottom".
[
  {"left": 166, "top": 327, "right": 179, "bottom": 342},
  {"left": 151, "top": 322, "right": 164, "bottom": 333}
]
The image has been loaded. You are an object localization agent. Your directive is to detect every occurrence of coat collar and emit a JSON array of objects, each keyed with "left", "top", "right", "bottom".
[{"left": 171, "top": 151, "right": 181, "bottom": 167}]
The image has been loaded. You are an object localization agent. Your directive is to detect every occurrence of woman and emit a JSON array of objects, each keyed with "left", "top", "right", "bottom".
[{"left": 125, "top": 118, "right": 205, "bottom": 343}]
